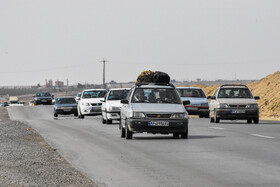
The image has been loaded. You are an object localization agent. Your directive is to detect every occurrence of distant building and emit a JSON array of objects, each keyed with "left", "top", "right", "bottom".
[
  {"left": 45, "top": 80, "right": 53, "bottom": 88},
  {"left": 55, "top": 80, "right": 64, "bottom": 87}
]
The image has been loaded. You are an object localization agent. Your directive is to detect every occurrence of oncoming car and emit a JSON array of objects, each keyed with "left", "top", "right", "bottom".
[
  {"left": 34, "top": 92, "right": 53, "bottom": 105},
  {"left": 101, "top": 88, "right": 130, "bottom": 124},
  {"left": 120, "top": 83, "right": 190, "bottom": 139},
  {"left": 54, "top": 97, "right": 78, "bottom": 117},
  {"left": 176, "top": 87, "right": 209, "bottom": 118},
  {"left": 208, "top": 84, "right": 260, "bottom": 123},
  {"left": 77, "top": 89, "right": 107, "bottom": 118}
]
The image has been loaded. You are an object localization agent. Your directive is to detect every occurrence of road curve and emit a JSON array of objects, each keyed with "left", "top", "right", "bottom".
[{"left": 8, "top": 106, "right": 280, "bottom": 187}]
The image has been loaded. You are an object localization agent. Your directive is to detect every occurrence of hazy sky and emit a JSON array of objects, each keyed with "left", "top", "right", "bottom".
[{"left": 1, "top": 0, "right": 280, "bottom": 86}]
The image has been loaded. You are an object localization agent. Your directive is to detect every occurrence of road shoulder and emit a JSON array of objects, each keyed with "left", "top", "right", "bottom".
[{"left": 0, "top": 107, "right": 97, "bottom": 186}]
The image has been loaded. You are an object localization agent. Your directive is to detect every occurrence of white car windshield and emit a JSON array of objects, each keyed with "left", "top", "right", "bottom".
[
  {"left": 132, "top": 88, "right": 181, "bottom": 104},
  {"left": 218, "top": 88, "right": 253, "bottom": 98},
  {"left": 82, "top": 91, "right": 107, "bottom": 98},
  {"left": 108, "top": 90, "right": 130, "bottom": 100}
]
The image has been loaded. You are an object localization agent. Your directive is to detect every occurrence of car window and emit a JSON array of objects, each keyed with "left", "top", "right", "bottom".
[
  {"left": 218, "top": 88, "right": 253, "bottom": 98},
  {"left": 56, "top": 98, "right": 76, "bottom": 104},
  {"left": 132, "top": 88, "right": 181, "bottom": 104},
  {"left": 36, "top": 92, "right": 51, "bottom": 97},
  {"left": 108, "top": 90, "right": 130, "bottom": 100},
  {"left": 82, "top": 91, "right": 107, "bottom": 98},
  {"left": 177, "top": 89, "right": 206, "bottom": 98}
]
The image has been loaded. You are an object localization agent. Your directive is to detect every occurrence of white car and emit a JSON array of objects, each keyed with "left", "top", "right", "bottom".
[
  {"left": 77, "top": 89, "right": 107, "bottom": 118},
  {"left": 120, "top": 83, "right": 190, "bottom": 139},
  {"left": 208, "top": 84, "right": 260, "bottom": 123},
  {"left": 101, "top": 88, "right": 130, "bottom": 124}
]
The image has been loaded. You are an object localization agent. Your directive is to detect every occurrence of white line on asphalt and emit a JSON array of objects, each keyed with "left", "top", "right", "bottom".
[
  {"left": 209, "top": 127, "right": 225, "bottom": 130},
  {"left": 251, "top": 134, "right": 275, "bottom": 139}
]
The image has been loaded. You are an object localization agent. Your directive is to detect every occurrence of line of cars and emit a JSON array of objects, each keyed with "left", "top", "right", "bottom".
[{"left": 32, "top": 83, "right": 260, "bottom": 139}]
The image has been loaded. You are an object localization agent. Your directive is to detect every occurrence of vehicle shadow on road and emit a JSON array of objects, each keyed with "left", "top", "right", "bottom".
[
  {"left": 218, "top": 121, "right": 280, "bottom": 125},
  {"left": 134, "top": 135, "right": 224, "bottom": 140},
  {"left": 188, "top": 135, "right": 225, "bottom": 139}
]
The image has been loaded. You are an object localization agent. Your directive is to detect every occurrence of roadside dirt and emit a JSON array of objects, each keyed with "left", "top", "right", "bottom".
[{"left": 0, "top": 107, "right": 97, "bottom": 187}]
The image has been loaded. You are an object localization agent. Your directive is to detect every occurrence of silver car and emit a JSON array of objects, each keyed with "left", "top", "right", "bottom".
[{"left": 208, "top": 84, "right": 260, "bottom": 123}]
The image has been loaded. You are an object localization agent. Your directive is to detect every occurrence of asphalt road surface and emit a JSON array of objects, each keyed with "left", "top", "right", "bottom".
[{"left": 8, "top": 106, "right": 280, "bottom": 187}]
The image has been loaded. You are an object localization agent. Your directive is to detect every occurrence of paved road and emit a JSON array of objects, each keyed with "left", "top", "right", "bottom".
[{"left": 8, "top": 106, "right": 280, "bottom": 187}]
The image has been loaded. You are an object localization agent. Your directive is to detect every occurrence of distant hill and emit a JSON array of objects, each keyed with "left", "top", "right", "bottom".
[{"left": 247, "top": 71, "right": 280, "bottom": 120}]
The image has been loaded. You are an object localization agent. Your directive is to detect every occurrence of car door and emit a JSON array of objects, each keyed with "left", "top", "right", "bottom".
[
  {"left": 120, "top": 88, "right": 134, "bottom": 128},
  {"left": 101, "top": 92, "right": 108, "bottom": 118},
  {"left": 209, "top": 88, "right": 219, "bottom": 116},
  {"left": 78, "top": 91, "right": 85, "bottom": 111}
]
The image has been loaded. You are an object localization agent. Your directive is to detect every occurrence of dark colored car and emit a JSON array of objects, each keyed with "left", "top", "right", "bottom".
[
  {"left": 34, "top": 92, "right": 53, "bottom": 105},
  {"left": 54, "top": 97, "right": 78, "bottom": 117},
  {"left": 1, "top": 102, "right": 9, "bottom": 107}
]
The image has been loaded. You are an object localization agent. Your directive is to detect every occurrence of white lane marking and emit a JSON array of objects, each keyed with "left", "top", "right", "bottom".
[
  {"left": 209, "top": 127, "right": 225, "bottom": 130},
  {"left": 251, "top": 134, "right": 275, "bottom": 139}
]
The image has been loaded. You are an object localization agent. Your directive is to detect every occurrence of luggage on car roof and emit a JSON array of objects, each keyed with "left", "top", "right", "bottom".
[
  {"left": 136, "top": 70, "right": 170, "bottom": 84},
  {"left": 153, "top": 71, "right": 170, "bottom": 84},
  {"left": 136, "top": 70, "right": 155, "bottom": 83}
]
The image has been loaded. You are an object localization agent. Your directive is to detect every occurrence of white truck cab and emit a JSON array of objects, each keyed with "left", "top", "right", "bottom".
[
  {"left": 77, "top": 89, "right": 107, "bottom": 118},
  {"left": 9, "top": 96, "right": 24, "bottom": 106}
]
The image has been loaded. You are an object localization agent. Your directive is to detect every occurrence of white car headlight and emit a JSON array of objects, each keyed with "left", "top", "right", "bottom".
[
  {"left": 133, "top": 112, "right": 146, "bottom": 118},
  {"left": 82, "top": 102, "right": 90, "bottom": 106},
  {"left": 217, "top": 103, "right": 229, "bottom": 108},
  {"left": 171, "top": 113, "right": 188, "bottom": 119},
  {"left": 109, "top": 106, "right": 121, "bottom": 111},
  {"left": 246, "top": 104, "right": 259, "bottom": 108}
]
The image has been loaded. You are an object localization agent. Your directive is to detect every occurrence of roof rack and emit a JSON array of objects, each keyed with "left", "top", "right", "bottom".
[
  {"left": 220, "top": 84, "right": 248, "bottom": 87},
  {"left": 135, "top": 82, "right": 175, "bottom": 88}
]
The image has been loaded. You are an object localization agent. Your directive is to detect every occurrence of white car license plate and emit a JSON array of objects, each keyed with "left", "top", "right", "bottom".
[
  {"left": 41, "top": 100, "right": 47, "bottom": 102},
  {"left": 231, "top": 110, "right": 245, "bottom": 114},
  {"left": 91, "top": 107, "right": 101, "bottom": 112},
  {"left": 64, "top": 109, "right": 71, "bottom": 112},
  {"left": 148, "top": 121, "right": 169, "bottom": 126}
]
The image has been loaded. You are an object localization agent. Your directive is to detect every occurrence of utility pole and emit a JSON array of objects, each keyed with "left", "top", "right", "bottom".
[{"left": 100, "top": 58, "right": 108, "bottom": 89}]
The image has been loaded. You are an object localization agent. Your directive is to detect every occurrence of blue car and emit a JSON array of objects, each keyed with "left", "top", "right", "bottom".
[
  {"left": 176, "top": 87, "right": 209, "bottom": 118},
  {"left": 54, "top": 97, "right": 78, "bottom": 117}
]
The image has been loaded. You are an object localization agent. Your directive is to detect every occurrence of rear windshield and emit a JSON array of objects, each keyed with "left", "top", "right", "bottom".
[
  {"left": 132, "top": 88, "right": 181, "bottom": 104},
  {"left": 36, "top": 92, "right": 51, "bottom": 97},
  {"left": 82, "top": 90, "right": 107, "bottom": 98},
  {"left": 56, "top": 98, "right": 76, "bottom": 104},
  {"left": 177, "top": 88, "right": 206, "bottom": 98},
  {"left": 218, "top": 88, "right": 253, "bottom": 98},
  {"left": 108, "top": 90, "right": 130, "bottom": 100}
]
